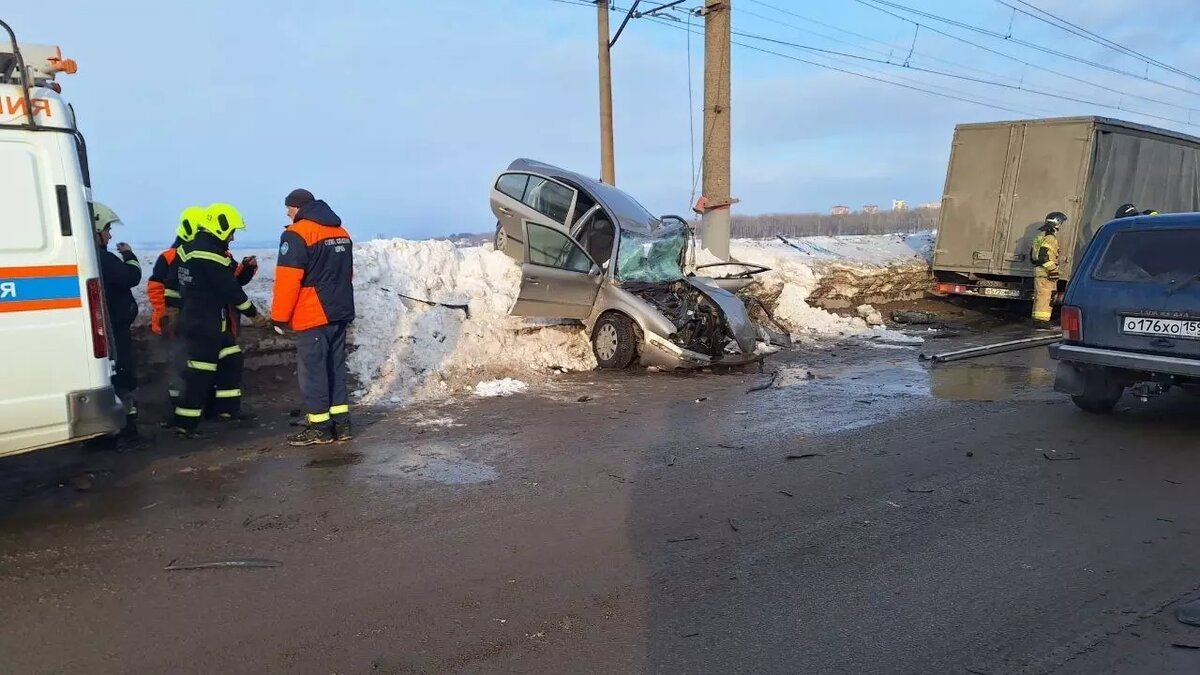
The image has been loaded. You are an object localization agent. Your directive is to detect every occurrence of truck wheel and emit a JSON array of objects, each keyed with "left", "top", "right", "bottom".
[
  {"left": 1070, "top": 369, "right": 1123, "bottom": 414},
  {"left": 494, "top": 221, "right": 504, "bottom": 250},
  {"left": 593, "top": 314, "right": 637, "bottom": 369}
]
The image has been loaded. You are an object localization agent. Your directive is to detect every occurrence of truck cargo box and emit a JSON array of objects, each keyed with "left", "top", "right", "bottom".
[{"left": 931, "top": 116, "right": 1200, "bottom": 300}]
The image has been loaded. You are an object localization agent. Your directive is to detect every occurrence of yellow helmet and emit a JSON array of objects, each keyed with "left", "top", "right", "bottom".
[
  {"left": 92, "top": 202, "right": 121, "bottom": 233},
  {"left": 177, "top": 206, "right": 205, "bottom": 242},
  {"left": 200, "top": 203, "right": 246, "bottom": 241}
]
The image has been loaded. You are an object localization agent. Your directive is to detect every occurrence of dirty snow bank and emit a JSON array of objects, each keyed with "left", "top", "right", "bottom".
[{"left": 693, "top": 232, "right": 932, "bottom": 343}]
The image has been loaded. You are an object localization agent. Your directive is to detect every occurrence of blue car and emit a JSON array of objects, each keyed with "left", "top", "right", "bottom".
[{"left": 1050, "top": 213, "right": 1200, "bottom": 413}]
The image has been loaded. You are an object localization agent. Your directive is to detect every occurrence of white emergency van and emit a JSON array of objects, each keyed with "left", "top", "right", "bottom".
[{"left": 0, "top": 23, "right": 124, "bottom": 457}]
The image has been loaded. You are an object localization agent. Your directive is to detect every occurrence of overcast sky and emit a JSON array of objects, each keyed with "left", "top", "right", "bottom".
[{"left": 7, "top": 0, "right": 1200, "bottom": 245}]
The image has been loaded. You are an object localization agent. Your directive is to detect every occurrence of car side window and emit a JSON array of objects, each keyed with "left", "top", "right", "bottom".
[
  {"left": 496, "top": 173, "right": 529, "bottom": 201},
  {"left": 527, "top": 223, "right": 593, "bottom": 273},
  {"left": 523, "top": 176, "right": 573, "bottom": 224}
]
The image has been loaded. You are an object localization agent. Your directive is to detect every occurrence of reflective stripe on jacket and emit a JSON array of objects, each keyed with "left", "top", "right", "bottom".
[{"left": 1030, "top": 232, "right": 1060, "bottom": 277}]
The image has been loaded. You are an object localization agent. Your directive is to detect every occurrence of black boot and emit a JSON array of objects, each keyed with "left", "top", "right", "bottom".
[
  {"left": 333, "top": 422, "right": 353, "bottom": 442},
  {"left": 288, "top": 426, "right": 334, "bottom": 446}
]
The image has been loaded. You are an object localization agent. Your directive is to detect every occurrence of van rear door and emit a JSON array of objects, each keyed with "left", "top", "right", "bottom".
[{"left": 0, "top": 128, "right": 114, "bottom": 456}]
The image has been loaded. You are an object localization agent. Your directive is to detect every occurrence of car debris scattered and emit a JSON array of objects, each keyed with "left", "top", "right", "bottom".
[
  {"left": 777, "top": 490, "right": 794, "bottom": 497},
  {"left": 1042, "top": 452, "right": 1081, "bottom": 461},
  {"left": 378, "top": 286, "right": 470, "bottom": 318},
  {"left": 163, "top": 558, "right": 282, "bottom": 571},
  {"left": 786, "top": 452, "right": 823, "bottom": 460},
  {"left": 728, "top": 519, "right": 740, "bottom": 532},
  {"left": 906, "top": 487, "right": 935, "bottom": 494},
  {"left": 667, "top": 536, "right": 700, "bottom": 543}
]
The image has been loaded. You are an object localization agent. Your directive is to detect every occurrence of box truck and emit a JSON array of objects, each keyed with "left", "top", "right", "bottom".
[{"left": 931, "top": 116, "right": 1200, "bottom": 301}]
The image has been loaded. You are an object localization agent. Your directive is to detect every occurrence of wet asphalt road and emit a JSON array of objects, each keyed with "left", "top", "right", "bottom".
[{"left": 3, "top": 331, "right": 1200, "bottom": 674}]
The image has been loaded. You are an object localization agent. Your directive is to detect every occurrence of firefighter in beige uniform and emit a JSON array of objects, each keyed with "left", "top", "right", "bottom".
[{"left": 1031, "top": 211, "right": 1066, "bottom": 325}]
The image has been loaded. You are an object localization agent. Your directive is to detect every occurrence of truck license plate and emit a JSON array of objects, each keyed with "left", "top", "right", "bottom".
[
  {"left": 1121, "top": 316, "right": 1200, "bottom": 339},
  {"left": 980, "top": 287, "right": 1021, "bottom": 298}
]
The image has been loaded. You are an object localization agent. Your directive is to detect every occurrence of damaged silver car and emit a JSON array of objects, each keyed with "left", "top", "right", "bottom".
[{"left": 490, "top": 158, "right": 778, "bottom": 369}]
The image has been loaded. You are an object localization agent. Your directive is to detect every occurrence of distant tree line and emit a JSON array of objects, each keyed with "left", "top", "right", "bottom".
[{"left": 729, "top": 208, "right": 939, "bottom": 238}]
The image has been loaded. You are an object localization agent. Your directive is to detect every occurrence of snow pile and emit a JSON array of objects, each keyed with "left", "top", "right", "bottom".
[
  {"left": 857, "top": 304, "right": 885, "bottom": 326},
  {"left": 348, "top": 240, "right": 594, "bottom": 403},
  {"left": 473, "top": 378, "right": 528, "bottom": 397}
]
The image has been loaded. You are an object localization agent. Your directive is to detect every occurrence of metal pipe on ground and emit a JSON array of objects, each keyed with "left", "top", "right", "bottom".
[{"left": 921, "top": 334, "right": 1062, "bottom": 364}]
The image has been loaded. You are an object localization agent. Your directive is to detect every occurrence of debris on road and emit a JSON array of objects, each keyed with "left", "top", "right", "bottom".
[
  {"left": 728, "top": 519, "right": 740, "bottom": 532},
  {"left": 966, "top": 451, "right": 975, "bottom": 457},
  {"left": 607, "top": 473, "right": 634, "bottom": 484},
  {"left": 892, "top": 310, "right": 937, "bottom": 325},
  {"left": 885, "top": 500, "right": 902, "bottom": 508},
  {"left": 746, "top": 371, "right": 778, "bottom": 393},
  {"left": 716, "top": 443, "right": 744, "bottom": 450},
  {"left": 667, "top": 536, "right": 700, "bottom": 543},
  {"left": 682, "top": 632, "right": 701, "bottom": 639},
  {"left": 786, "top": 452, "right": 823, "bottom": 460},
  {"left": 1166, "top": 479, "right": 1183, "bottom": 485},
  {"left": 1177, "top": 600, "right": 1200, "bottom": 627},
  {"left": 666, "top": 455, "right": 677, "bottom": 467},
  {"left": 163, "top": 558, "right": 282, "bottom": 571},
  {"left": 1042, "top": 452, "right": 1081, "bottom": 462},
  {"left": 906, "top": 487, "right": 935, "bottom": 494},
  {"left": 695, "top": 397, "right": 709, "bottom": 403},
  {"left": 920, "top": 334, "right": 1062, "bottom": 363},
  {"left": 777, "top": 490, "right": 794, "bottom": 497},
  {"left": 577, "top": 395, "right": 592, "bottom": 403},
  {"left": 1171, "top": 642, "right": 1200, "bottom": 650}
]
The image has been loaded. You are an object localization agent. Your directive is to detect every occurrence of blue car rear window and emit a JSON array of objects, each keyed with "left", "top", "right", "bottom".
[{"left": 1092, "top": 228, "right": 1200, "bottom": 283}]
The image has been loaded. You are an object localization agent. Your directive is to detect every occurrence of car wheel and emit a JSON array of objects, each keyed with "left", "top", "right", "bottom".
[
  {"left": 494, "top": 221, "right": 505, "bottom": 251},
  {"left": 1071, "top": 369, "right": 1123, "bottom": 414},
  {"left": 592, "top": 314, "right": 637, "bottom": 369}
]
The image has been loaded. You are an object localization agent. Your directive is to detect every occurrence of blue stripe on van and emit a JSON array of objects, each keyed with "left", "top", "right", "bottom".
[{"left": 0, "top": 276, "right": 81, "bottom": 302}]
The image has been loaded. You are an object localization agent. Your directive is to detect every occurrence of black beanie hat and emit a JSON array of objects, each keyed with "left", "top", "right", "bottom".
[{"left": 285, "top": 188, "right": 315, "bottom": 208}]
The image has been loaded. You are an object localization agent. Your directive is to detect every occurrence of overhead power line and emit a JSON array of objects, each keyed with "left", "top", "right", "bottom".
[
  {"left": 726, "top": 29, "right": 1198, "bottom": 127},
  {"left": 853, "top": 0, "right": 1200, "bottom": 99},
  {"left": 643, "top": 15, "right": 1040, "bottom": 117},
  {"left": 999, "top": 0, "right": 1200, "bottom": 86},
  {"left": 744, "top": 0, "right": 1200, "bottom": 116}
]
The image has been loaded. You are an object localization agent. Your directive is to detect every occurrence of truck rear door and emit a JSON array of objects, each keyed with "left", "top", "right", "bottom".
[
  {"left": 995, "top": 120, "right": 1092, "bottom": 276},
  {"left": 933, "top": 125, "right": 1014, "bottom": 272},
  {"left": 1072, "top": 224, "right": 1200, "bottom": 359}
]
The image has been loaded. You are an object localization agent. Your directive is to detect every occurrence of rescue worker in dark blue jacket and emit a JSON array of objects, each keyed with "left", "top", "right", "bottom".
[
  {"left": 173, "top": 204, "right": 269, "bottom": 438},
  {"left": 94, "top": 202, "right": 141, "bottom": 439},
  {"left": 271, "top": 189, "right": 355, "bottom": 446}
]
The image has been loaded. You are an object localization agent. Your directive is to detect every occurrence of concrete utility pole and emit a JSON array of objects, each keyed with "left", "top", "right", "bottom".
[
  {"left": 699, "top": 0, "right": 733, "bottom": 260},
  {"left": 597, "top": 0, "right": 616, "bottom": 185}
]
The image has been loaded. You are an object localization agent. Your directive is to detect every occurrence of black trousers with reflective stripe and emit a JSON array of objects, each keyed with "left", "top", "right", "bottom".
[
  {"left": 174, "top": 328, "right": 243, "bottom": 430},
  {"left": 296, "top": 322, "right": 350, "bottom": 430}
]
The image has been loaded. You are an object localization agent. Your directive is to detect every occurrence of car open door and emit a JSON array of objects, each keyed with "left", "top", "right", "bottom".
[
  {"left": 490, "top": 172, "right": 578, "bottom": 261},
  {"left": 510, "top": 222, "right": 602, "bottom": 319}
]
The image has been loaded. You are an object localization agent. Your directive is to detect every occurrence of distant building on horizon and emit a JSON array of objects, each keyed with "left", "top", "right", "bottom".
[
  {"left": 919, "top": 202, "right": 941, "bottom": 210},
  {"left": 892, "top": 199, "right": 908, "bottom": 211},
  {"left": 831, "top": 205, "right": 851, "bottom": 216},
  {"left": 863, "top": 204, "right": 879, "bottom": 214}
]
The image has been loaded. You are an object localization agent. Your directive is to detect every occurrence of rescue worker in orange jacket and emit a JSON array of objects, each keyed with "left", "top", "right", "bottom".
[
  {"left": 147, "top": 206, "right": 204, "bottom": 416},
  {"left": 271, "top": 189, "right": 355, "bottom": 446},
  {"left": 173, "top": 204, "right": 269, "bottom": 437}
]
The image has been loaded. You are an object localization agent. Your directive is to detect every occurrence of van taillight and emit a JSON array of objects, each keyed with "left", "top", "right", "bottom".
[
  {"left": 85, "top": 277, "right": 108, "bottom": 358},
  {"left": 1061, "top": 305, "right": 1082, "bottom": 342}
]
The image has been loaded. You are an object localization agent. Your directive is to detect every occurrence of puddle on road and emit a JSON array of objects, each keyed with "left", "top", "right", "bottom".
[
  {"left": 929, "top": 364, "right": 1054, "bottom": 401},
  {"left": 306, "top": 453, "right": 365, "bottom": 469},
  {"left": 351, "top": 440, "right": 498, "bottom": 485}
]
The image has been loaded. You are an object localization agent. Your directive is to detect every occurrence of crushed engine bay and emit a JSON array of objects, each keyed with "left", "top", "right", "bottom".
[{"left": 624, "top": 281, "right": 731, "bottom": 357}]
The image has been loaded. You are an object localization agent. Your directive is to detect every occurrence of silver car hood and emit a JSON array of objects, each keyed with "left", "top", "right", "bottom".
[{"left": 685, "top": 276, "right": 758, "bottom": 354}]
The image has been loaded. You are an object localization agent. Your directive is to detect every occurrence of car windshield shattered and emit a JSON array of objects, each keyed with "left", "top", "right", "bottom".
[{"left": 615, "top": 222, "right": 687, "bottom": 283}]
